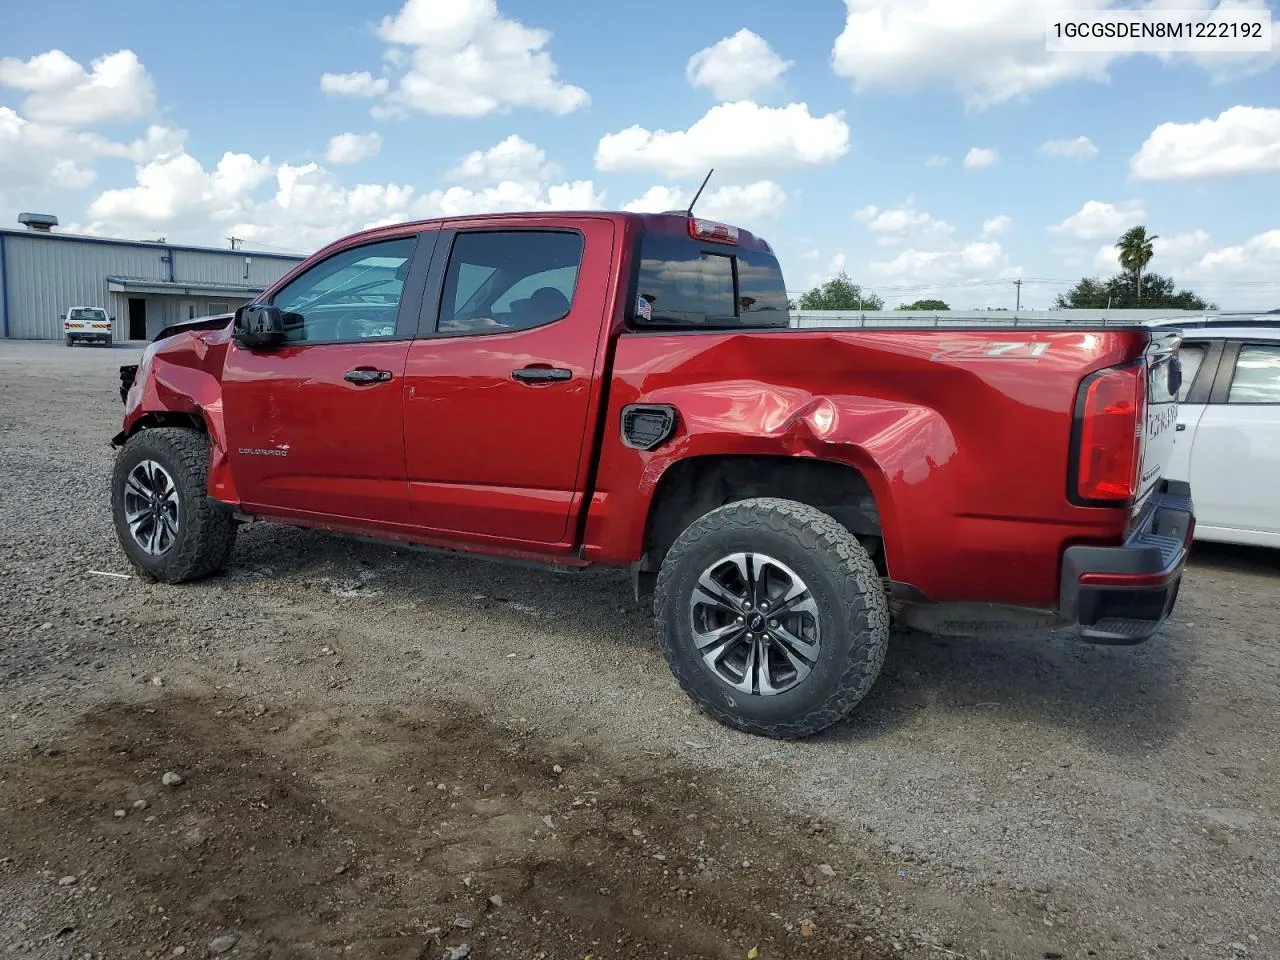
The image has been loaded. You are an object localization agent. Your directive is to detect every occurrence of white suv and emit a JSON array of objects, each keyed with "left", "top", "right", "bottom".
[{"left": 1149, "top": 314, "right": 1280, "bottom": 548}]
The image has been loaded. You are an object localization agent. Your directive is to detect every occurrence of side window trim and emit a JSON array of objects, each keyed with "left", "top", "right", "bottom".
[
  {"left": 413, "top": 226, "right": 585, "bottom": 340},
  {"left": 1222, "top": 340, "right": 1280, "bottom": 405},
  {"left": 262, "top": 231, "right": 435, "bottom": 346},
  {"left": 1207, "top": 341, "right": 1242, "bottom": 404}
]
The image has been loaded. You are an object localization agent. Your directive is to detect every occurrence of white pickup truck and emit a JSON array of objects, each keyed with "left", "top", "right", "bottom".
[{"left": 64, "top": 306, "right": 114, "bottom": 346}]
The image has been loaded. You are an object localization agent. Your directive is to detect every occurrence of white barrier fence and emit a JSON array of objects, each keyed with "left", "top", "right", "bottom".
[{"left": 788, "top": 309, "right": 1249, "bottom": 328}]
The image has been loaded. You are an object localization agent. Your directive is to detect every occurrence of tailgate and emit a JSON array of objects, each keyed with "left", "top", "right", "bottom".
[{"left": 1135, "top": 329, "right": 1183, "bottom": 508}]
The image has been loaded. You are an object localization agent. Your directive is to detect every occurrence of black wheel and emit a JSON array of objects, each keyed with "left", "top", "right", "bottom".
[
  {"left": 111, "top": 428, "right": 237, "bottom": 583},
  {"left": 654, "top": 497, "right": 889, "bottom": 739},
  {"left": 104, "top": 335, "right": 112, "bottom": 347},
  {"left": 65, "top": 335, "right": 73, "bottom": 347}
]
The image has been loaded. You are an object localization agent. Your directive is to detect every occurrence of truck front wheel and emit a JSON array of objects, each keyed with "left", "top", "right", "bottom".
[
  {"left": 110, "top": 428, "right": 237, "bottom": 583},
  {"left": 654, "top": 498, "right": 889, "bottom": 739}
]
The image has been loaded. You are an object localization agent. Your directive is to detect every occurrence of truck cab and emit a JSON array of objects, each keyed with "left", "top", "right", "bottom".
[{"left": 111, "top": 210, "right": 1194, "bottom": 739}]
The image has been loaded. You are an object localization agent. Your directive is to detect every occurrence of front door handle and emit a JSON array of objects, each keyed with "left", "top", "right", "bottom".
[
  {"left": 1176, "top": 423, "right": 1186, "bottom": 431},
  {"left": 512, "top": 365, "right": 571, "bottom": 384},
  {"left": 344, "top": 367, "right": 392, "bottom": 384}
]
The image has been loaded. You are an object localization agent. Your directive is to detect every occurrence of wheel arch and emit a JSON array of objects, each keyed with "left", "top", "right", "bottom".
[
  {"left": 634, "top": 453, "right": 893, "bottom": 600},
  {"left": 112, "top": 410, "right": 208, "bottom": 449}
]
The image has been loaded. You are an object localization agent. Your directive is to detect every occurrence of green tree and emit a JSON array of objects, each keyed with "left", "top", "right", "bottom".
[
  {"left": 1053, "top": 271, "right": 1212, "bottom": 310},
  {"left": 796, "top": 271, "right": 885, "bottom": 310},
  {"left": 896, "top": 298, "right": 950, "bottom": 310},
  {"left": 1115, "top": 225, "right": 1158, "bottom": 302}
]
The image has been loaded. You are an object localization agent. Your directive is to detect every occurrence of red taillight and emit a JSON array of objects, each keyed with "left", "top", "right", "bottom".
[
  {"left": 1074, "top": 362, "right": 1146, "bottom": 503},
  {"left": 689, "top": 217, "right": 738, "bottom": 244}
]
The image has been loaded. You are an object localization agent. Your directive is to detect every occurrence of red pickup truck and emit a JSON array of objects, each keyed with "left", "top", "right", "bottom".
[{"left": 112, "top": 210, "right": 1194, "bottom": 738}]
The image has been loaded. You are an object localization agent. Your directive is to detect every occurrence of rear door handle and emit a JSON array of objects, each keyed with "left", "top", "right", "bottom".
[
  {"left": 512, "top": 365, "right": 571, "bottom": 384},
  {"left": 344, "top": 367, "right": 392, "bottom": 384}
]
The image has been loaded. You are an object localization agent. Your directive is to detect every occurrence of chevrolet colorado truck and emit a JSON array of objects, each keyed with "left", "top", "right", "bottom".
[{"left": 111, "top": 210, "right": 1194, "bottom": 738}]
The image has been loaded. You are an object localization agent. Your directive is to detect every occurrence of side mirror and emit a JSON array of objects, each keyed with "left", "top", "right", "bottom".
[{"left": 233, "top": 304, "right": 285, "bottom": 350}]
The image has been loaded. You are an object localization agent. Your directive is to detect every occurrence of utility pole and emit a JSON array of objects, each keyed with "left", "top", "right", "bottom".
[
  {"left": 227, "top": 236, "right": 243, "bottom": 250},
  {"left": 1013, "top": 278, "right": 1022, "bottom": 312}
]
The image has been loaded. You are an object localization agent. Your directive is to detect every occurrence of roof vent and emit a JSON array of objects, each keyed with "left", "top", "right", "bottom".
[{"left": 18, "top": 213, "right": 58, "bottom": 233}]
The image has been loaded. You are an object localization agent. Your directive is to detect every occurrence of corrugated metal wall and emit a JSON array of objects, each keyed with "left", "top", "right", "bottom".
[{"left": 0, "top": 232, "right": 302, "bottom": 340}]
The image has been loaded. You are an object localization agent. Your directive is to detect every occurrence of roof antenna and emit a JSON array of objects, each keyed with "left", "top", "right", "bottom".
[{"left": 686, "top": 168, "right": 714, "bottom": 217}]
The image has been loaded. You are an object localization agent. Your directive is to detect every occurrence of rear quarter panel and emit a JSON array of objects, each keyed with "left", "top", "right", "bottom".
[{"left": 586, "top": 327, "right": 1148, "bottom": 609}]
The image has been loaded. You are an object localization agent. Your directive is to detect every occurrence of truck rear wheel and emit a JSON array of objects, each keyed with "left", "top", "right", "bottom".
[
  {"left": 65, "top": 335, "right": 73, "bottom": 347},
  {"left": 111, "top": 427, "right": 237, "bottom": 583},
  {"left": 654, "top": 497, "right": 889, "bottom": 739}
]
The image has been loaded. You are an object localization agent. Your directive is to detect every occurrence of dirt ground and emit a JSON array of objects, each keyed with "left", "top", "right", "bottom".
[{"left": 1, "top": 339, "right": 1278, "bottom": 960}]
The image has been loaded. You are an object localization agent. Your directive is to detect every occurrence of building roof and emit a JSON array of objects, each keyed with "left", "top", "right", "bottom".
[
  {"left": 105, "top": 277, "right": 270, "bottom": 297},
  {"left": 0, "top": 227, "right": 305, "bottom": 262}
]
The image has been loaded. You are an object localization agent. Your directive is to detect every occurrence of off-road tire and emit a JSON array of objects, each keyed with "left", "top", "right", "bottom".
[
  {"left": 111, "top": 427, "right": 237, "bottom": 583},
  {"left": 654, "top": 497, "right": 889, "bottom": 739}
]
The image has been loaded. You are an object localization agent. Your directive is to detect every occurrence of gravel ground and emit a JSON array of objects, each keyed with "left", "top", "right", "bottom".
[{"left": 1, "top": 338, "right": 1278, "bottom": 960}]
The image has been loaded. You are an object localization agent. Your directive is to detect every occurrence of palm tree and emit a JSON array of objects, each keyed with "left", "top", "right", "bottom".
[{"left": 1115, "top": 226, "right": 1158, "bottom": 303}]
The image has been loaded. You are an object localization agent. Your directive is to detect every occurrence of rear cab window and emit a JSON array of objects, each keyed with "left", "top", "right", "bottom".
[{"left": 629, "top": 229, "right": 789, "bottom": 330}]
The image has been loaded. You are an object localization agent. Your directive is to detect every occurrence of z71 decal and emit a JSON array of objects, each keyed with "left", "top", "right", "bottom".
[{"left": 929, "top": 341, "right": 1050, "bottom": 361}]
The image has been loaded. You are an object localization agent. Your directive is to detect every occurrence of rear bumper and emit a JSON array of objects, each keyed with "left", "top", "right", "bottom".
[{"left": 1059, "top": 479, "right": 1195, "bottom": 644}]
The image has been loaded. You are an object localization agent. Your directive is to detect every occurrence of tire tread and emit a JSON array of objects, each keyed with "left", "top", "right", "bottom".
[
  {"left": 654, "top": 497, "right": 889, "bottom": 739},
  {"left": 111, "top": 427, "right": 236, "bottom": 583}
]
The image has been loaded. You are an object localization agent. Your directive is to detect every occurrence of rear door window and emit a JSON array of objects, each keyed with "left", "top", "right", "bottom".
[
  {"left": 1228, "top": 344, "right": 1280, "bottom": 403},
  {"left": 1175, "top": 343, "right": 1206, "bottom": 402}
]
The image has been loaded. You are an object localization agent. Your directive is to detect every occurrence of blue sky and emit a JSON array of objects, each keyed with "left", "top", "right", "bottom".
[{"left": 2, "top": 0, "right": 1278, "bottom": 308}]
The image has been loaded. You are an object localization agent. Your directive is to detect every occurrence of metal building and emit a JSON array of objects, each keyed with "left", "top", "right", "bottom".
[{"left": 0, "top": 216, "right": 304, "bottom": 341}]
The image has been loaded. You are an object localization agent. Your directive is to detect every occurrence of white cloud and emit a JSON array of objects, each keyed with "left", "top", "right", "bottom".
[
  {"left": 623, "top": 180, "right": 788, "bottom": 229},
  {"left": 982, "top": 214, "right": 1012, "bottom": 236},
  {"left": 1038, "top": 136, "right": 1098, "bottom": 158},
  {"left": 854, "top": 197, "right": 955, "bottom": 246},
  {"left": 359, "top": 0, "right": 588, "bottom": 117},
  {"left": 446, "top": 134, "right": 556, "bottom": 184},
  {"left": 595, "top": 101, "right": 849, "bottom": 178},
  {"left": 1155, "top": 229, "right": 1212, "bottom": 263},
  {"left": 869, "top": 241, "right": 1007, "bottom": 282},
  {"left": 325, "top": 131, "right": 383, "bottom": 165},
  {"left": 1129, "top": 106, "right": 1280, "bottom": 180},
  {"left": 0, "top": 49, "right": 155, "bottom": 125},
  {"left": 81, "top": 143, "right": 605, "bottom": 254},
  {"left": 686, "top": 28, "right": 792, "bottom": 100},
  {"left": 0, "top": 102, "right": 184, "bottom": 201},
  {"left": 830, "top": 0, "right": 1279, "bottom": 109},
  {"left": 320, "top": 71, "right": 390, "bottom": 97},
  {"left": 1049, "top": 199, "right": 1146, "bottom": 240},
  {"left": 411, "top": 178, "right": 605, "bottom": 221},
  {"left": 1190, "top": 229, "right": 1280, "bottom": 276},
  {"left": 86, "top": 151, "right": 275, "bottom": 231},
  {"left": 804, "top": 252, "right": 850, "bottom": 290},
  {"left": 924, "top": 155, "right": 948, "bottom": 167},
  {"left": 963, "top": 147, "right": 997, "bottom": 169},
  {"left": 1093, "top": 244, "right": 1121, "bottom": 273}
]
